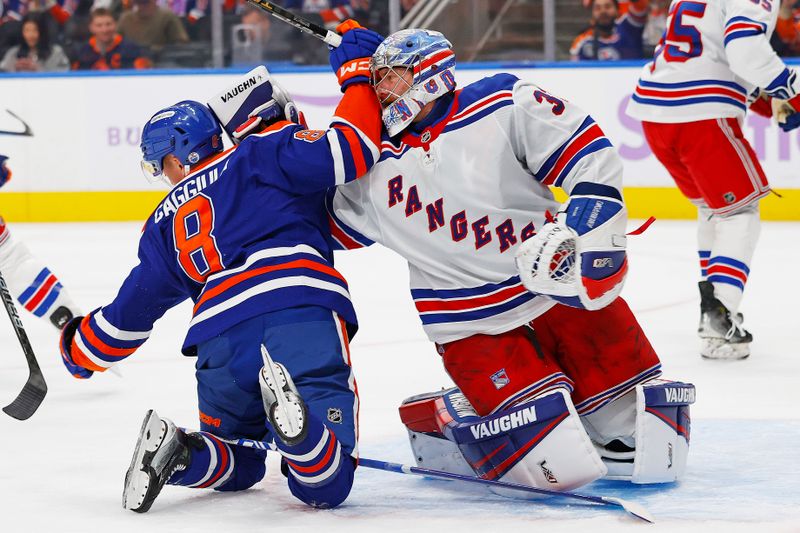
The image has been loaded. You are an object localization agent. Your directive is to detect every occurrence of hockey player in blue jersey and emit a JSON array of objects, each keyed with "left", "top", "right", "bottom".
[{"left": 57, "top": 24, "right": 384, "bottom": 512}]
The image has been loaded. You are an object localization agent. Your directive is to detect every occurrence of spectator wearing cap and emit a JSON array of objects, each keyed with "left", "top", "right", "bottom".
[
  {"left": 571, "top": 0, "right": 649, "bottom": 61},
  {"left": 0, "top": 11, "right": 69, "bottom": 71},
  {"left": 72, "top": 7, "right": 150, "bottom": 69},
  {"left": 117, "top": 0, "right": 187, "bottom": 54}
]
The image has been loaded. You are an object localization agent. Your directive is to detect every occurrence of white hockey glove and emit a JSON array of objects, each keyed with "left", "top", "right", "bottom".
[
  {"left": 206, "top": 65, "right": 299, "bottom": 143},
  {"left": 515, "top": 188, "right": 628, "bottom": 310}
]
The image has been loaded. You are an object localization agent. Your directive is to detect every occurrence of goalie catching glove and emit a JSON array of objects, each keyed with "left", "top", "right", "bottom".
[{"left": 515, "top": 184, "right": 628, "bottom": 311}]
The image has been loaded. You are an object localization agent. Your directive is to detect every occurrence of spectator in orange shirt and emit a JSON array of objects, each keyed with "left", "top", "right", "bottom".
[
  {"left": 72, "top": 7, "right": 150, "bottom": 69},
  {"left": 776, "top": 0, "right": 800, "bottom": 54}
]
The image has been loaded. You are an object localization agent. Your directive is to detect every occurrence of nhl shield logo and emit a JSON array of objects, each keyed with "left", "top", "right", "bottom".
[
  {"left": 490, "top": 368, "right": 510, "bottom": 390},
  {"left": 421, "top": 130, "right": 432, "bottom": 143},
  {"left": 723, "top": 192, "right": 736, "bottom": 204},
  {"left": 327, "top": 407, "right": 343, "bottom": 424}
]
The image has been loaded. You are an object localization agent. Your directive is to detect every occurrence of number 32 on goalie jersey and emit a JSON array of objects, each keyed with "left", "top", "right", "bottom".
[{"left": 173, "top": 194, "right": 224, "bottom": 283}]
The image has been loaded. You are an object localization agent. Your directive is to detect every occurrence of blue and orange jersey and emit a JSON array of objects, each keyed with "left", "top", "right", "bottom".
[
  {"left": 72, "top": 35, "right": 151, "bottom": 71},
  {"left": 67, "top": 84, "right": 381, "bottom": 372},
  {"left": 570, "top": 0, "right": 649, "bottom": 61}
]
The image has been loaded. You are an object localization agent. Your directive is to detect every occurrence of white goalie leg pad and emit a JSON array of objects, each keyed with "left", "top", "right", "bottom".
[
  {"left": 585, "top": 379, "right": 696, "bottom": 483},
  {"left": 405, "top": 429, "right": 475, "bottom": 477},
  {"left": 632, "top": 379, "right": 695, "bottom": 483},
  {"left": 489, "top": 389, "right": 607, "bottom": 493},
  {"left": 400, "top": 388, "right": 606, "bottom": 493}
]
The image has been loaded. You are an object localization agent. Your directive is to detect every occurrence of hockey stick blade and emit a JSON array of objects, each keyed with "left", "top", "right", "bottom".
[
  {"left": 2, "top": 372, "right": 47, "bottom": 420},
  {"left": 245, "top": 0, "right": 342, "bottom": 47},
  {"left": 230, "top": 437, "right": 654, "bottom": 523},
  {"left": 0, "top": 271, "right": 46, "bottom": 420}
]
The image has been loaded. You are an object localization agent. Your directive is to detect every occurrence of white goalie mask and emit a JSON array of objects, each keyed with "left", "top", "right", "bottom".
[{"left": 371, "top": 29, "right": 457, "bottom": 136}]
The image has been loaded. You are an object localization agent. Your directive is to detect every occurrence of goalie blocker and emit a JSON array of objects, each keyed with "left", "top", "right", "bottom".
[{"left": 400, "top": 379, "right": 695, "bottom": 490}]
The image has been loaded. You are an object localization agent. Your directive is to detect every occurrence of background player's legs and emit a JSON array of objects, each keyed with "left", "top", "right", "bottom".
[
  {"left": 0, "top": 216, "right": 80, "bottom": 329},
  {"left": 643, "top": 119, "right": 767, "bottom": 358},
  {"left": 684, "top": 119, "right": 766, "bottom": 358}
]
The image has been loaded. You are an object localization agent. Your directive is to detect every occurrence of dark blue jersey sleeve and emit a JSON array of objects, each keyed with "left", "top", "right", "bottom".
[
  {"left": 68, "top": 229, "right": 188, "bottom": 372},
  {"left": 245, "top": 83, "right": 383, "bottom": 195}
]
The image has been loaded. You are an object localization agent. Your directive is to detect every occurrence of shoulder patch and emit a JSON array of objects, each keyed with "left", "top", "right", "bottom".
[{"left": 294, "top": 130, "right": 326, "bottom": 143}]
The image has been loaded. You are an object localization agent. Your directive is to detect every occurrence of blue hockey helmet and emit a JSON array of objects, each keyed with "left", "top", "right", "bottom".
[
  {"left": 370, "top": 29, "right": 457, "bottom": 135},
  {"left": 140, "top": 100, "right": 223, "bottom": 182}
]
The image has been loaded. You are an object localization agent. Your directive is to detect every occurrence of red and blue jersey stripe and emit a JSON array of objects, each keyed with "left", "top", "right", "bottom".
[
  {"left": 534, "top": 116, "right": 613, "bottom": 187},
  {"left": 723, "top": 16, "right": 767, "bottom": 46},
  {"left": 17, "top": 267, "right": 64, "bottom": 318},
  {"left": 632, "top": 78, "right": 749, "bottom": 111},
  {"left": 411, "top": 276, "right": 539, "bottom": 326},
  {"left": 325, "top": 192, "right": 375, "bottom": 251}
]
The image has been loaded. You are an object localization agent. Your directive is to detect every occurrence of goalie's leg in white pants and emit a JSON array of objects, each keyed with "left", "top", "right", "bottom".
[{"left": 0, "top": 217, "right": 80, "bottom": 329}]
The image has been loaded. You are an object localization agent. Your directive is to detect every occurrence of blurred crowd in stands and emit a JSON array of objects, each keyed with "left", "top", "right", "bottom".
[
  {"left": 2, "top": 0, "right": 800, "bottom": 72},
  {"left": 0, "top": 0, "right": 423, "bottom": 71},
  {"left": 571, "top": 0, "right": 800, "bottom": 62}
]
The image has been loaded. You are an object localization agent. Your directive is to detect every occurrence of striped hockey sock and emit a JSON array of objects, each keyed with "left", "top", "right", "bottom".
[{"left": 168, "top": 431, "right": 235, "bottom": 489}]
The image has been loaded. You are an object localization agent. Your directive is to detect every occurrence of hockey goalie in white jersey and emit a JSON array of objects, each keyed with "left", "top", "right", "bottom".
[{"left": 325, "top": 28, "right": 695, "bottom": 491}]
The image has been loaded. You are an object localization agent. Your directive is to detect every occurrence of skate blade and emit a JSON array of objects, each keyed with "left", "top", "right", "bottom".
[
  {"left": 123, "top": 410, "right": 165, "bottom": 512},
  {"left": 700, "top": 339, "right": 750, "bottom": 360}
]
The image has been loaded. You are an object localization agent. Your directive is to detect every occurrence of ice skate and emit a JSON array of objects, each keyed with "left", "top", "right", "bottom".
[
  {"left": 259, "top": 344, "right": 308, "bottom": 446},
  {"left": 698, "top": 281, "right": 752, "bottom": 360},
  {"left": 123, "top": 409, "right": 190, "bottom": 513}
]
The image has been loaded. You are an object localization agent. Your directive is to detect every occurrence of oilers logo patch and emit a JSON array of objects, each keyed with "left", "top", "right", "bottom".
[
  {"left": 327, "top": 407, "right": 343, "bottom": 424},
  {"left": 490, "top": 368, "right": 510, "bottom": 390}
]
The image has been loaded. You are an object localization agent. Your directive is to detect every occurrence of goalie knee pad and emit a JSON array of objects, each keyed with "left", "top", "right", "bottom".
[
  {"left": 400, "top": 388, "right": 607, "bottom": 491},
  {"left": 584, "top": 379, "right": 695, "bottom": 483}
]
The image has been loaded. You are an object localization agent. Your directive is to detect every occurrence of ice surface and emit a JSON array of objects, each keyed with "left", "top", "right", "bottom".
[{"left": 0, "top": 221, "right": 798, "bottom": 532}]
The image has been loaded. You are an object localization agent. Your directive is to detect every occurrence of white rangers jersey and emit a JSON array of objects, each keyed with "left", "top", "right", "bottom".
[
  {"left": 627, "top": 0, "right": 800, "bottom": 123},
  {"left": 328, "top": 74, "right": 624, "bottom": 344}
]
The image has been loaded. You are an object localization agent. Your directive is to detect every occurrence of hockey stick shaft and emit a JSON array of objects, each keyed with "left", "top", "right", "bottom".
[
  {"left": 245, "top": 0, "right": 342, "bottom": 47},
  {"left": 230, "top": 436, "right": 654, "bottom": 523},
  {"left": 0, "top": 110, "right": 34, "bottom": 137},
  {"left": 0, "top": 270, "right": 46, "bottom": 420}
]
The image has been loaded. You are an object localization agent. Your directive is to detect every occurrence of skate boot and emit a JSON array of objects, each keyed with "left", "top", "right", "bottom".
[
  {"left": 698, "top": 281, "right": 752, "bottom": 360},
  {"left": 123, "top": 409, "right": 191, "bottom": 513},
  {"left": 259, "top": 344, "right": 308, "bottom": 446}
]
